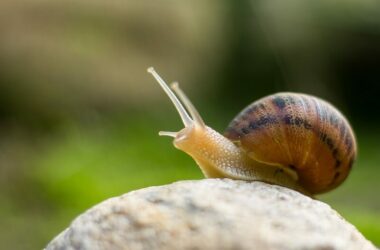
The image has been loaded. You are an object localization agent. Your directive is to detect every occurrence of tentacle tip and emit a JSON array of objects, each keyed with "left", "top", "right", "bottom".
[
  {"left": 171, "top": 82, "right": 179, "bottom": 89},
  {"left": 147, "top": 67, "right": 155, "bottom": 73}
]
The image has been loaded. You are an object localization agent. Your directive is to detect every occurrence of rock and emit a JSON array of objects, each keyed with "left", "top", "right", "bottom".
[{"left": 46, "top": 179, "right": 376, "bottom": 250}]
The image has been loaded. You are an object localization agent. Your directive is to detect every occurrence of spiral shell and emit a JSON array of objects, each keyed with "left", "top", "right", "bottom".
[{"left": 224, "top": 93, "right": 356, "bottom": 194}]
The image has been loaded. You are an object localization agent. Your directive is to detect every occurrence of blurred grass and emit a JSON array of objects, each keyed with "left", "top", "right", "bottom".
[{"left": 1, "top": 112, "right": 378, "bottom": 248}]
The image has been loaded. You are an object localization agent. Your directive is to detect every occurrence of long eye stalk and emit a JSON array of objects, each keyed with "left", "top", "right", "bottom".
[
  {"left": 147, "top": 67, "right": 206, "bottom": 137},
  {"left": 147, "top": 67, "right": 192, "bottom": 127}
]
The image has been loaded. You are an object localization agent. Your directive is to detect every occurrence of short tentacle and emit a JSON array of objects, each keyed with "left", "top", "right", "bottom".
[
  {"left": 171, "top": 82, "right": 205, "bottom": 128},
  {"left": 158, "top": 131, "right": 178, "bottom": 137}
]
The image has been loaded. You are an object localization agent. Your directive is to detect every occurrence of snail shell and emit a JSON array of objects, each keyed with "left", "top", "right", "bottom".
[{"left": 224, "top": 92, "right": 357, "bottom": 194}]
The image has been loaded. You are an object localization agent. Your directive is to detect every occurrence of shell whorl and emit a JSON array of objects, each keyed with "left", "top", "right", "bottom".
[{"left": 224, "top": 92, "right": 356, "bottom": 194}]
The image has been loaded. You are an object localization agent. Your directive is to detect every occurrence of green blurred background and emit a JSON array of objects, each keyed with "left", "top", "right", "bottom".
[{"left": 0, "top": 0, "right": 379, "bottom": 248}]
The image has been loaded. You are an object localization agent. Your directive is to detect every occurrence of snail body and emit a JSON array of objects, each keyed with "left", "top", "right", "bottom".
[{"left": 147, "top": 68, "right": 356, "bottom": 195}]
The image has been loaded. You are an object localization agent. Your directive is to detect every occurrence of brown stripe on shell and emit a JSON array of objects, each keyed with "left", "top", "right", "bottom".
[{"left": 224, "top": 92, "right": 356, "bottom": 194}]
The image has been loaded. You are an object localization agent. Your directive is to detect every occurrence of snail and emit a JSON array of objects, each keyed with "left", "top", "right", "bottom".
[{"left": 147, "top": 67, "right": 356, "bottom": 195}]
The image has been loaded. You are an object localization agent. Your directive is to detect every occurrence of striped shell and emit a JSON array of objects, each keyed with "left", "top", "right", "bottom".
[{"left": 224, "top": 93, "right": 356, "bottom": 194}]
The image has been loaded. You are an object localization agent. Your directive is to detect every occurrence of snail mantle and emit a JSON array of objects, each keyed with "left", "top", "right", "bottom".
[{"left": 46, "top": 179, "right": 376, "bottom": 250}]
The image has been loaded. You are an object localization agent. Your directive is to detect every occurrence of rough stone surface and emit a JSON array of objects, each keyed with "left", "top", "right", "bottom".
[{"left": 46, "top": 179, "right": 376, "bottom": 250}]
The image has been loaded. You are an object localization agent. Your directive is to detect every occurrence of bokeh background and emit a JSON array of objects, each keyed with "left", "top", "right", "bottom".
[{"left": 0, "top": 0, "right": 379, "bottom": 248}]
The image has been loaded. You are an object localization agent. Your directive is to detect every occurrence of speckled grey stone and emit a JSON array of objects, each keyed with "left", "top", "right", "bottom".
[{"left": 46, "top": 179, "right": 376, "bottom": 250}]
